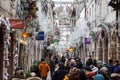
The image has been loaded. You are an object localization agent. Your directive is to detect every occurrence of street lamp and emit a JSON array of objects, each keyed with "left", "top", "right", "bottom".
[{"left": 21, "top": 31, "right": 30, "bottom": 38}]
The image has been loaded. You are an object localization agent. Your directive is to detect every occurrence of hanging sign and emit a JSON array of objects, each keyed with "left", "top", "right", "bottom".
[
  {"left": 36, "top": 31, "right": 44, "bottom": 40},
  {"left": 84, "top": 38, "right": 91, "bottom": 44},
  {"left": 9, "top": 19, "right": 23, "bottom": 29}
]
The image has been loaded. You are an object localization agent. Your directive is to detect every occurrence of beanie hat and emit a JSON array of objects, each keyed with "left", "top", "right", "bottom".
[{"left": 94, "top": 74, "right": 105, "bottom": 80}]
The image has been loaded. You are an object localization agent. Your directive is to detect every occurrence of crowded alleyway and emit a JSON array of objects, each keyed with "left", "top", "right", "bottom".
[
  {"left": 0, "top": 0, "right": 120, "bottom": 80},
  {"left": 11, "top": 56, "right": 120, "bottom": 80}
]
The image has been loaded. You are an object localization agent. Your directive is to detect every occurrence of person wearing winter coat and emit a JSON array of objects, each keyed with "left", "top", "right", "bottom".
[
  {"left": 12, "top": 66, "right": 25, "bottom": 80},
  {"left": 52, "top": 62, "right": 68, "bottom": 80},
  {"left": 75, "top": 58, "right": 83, "bottom": 69},
  {"left": 38, "top": 58, "right": 50, "bottom": 80},
  {"left": 100, "top": 67, "right": 111, "bottom": 80},
  {"left": 49, "top": 56, "right": 56, "bottom": 78},
  {"left": 107, "top": 59, "right": 115, "bottom": 75},
  {"left": 26, "top": 72, "right": 42, "bottom": 80},
  {"left": 111, "top": 65, "right": 120, "bottom": 80}
]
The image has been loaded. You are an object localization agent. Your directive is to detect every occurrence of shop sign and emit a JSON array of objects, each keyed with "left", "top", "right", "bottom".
[
  {"left": 84, "top": 38, "right": 91, "bottom": 44},
  {"left": 36, "top": 31, "right": 44, "bottom": 40},
  {"left": 9, "top": 19, "right": 23, "bottom": 29}
]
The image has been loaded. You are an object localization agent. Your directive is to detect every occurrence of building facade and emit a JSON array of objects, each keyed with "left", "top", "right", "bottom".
[
  {"left": 74, "top": 0, "right": 120, "bottom": 63},
  {"left": 0, "top": 0, "right": 19, "bottom": 79}
]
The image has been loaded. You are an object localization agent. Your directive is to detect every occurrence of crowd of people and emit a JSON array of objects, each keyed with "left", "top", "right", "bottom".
[{"left": 10, "top": 55, "right": 120, "bottom": 80}]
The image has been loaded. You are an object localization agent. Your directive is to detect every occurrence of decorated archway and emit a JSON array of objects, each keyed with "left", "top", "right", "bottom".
[{"left": 97, "top": 22, "right": 111, "bottom": 63}]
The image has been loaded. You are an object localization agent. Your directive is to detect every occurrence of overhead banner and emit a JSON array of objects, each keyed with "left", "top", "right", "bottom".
[
  {"left": 9, "top": 19, "right": 23, "bottom": 29},
  {"left": 36, "top": 31, "right": 44, "bottom": 40}
]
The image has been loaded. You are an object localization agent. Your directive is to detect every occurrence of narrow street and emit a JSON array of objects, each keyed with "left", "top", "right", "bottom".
[{"left": 0, "top": 0, "right": 120, "bottom": 80}]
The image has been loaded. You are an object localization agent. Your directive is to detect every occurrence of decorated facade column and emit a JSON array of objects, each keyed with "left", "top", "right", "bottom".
[
  {"left": 0, "top": 24, "right": 4, "bottom": 80},
  {"left": 79, "top": 44, "right": 84, "bottom": 62},
  {"left": 110, "top": 32, "right": 116, "bottom": 60},
  {"left": 8, "top": 32, "right": 14, "bottom": 79},
  {"left": 97, "top": 38, "right": 102, "bottom": 60},
  {"left": 103, "top": 35, "right": 108, "bottom": 63},
  {"left": 117, "top": 37, "right": 120, "bottom": 61},
  {"left": 94, "top": 41, "right": 97, "bottom": 60}
]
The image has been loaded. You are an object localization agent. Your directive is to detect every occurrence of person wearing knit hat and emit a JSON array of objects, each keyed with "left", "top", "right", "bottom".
[
  {"left": 26, "top": 72, "right": 42, "bottom": 80},
  {"left": 100, "top": 67, "right": 111, "bottom": 80},
  {"left": 94, "top": 74, "right": 105, "bottom": 80}
]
